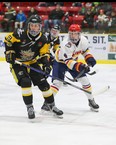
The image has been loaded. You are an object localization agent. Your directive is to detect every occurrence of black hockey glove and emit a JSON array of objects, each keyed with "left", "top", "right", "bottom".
[
  {"left": 5, "top": 52, "right": 16, "bottom": 65},
  {"left": 40, "top": 55, "right": 52, "bottom": 78},
  {"left": 79, "top": 64, "right": 90, "bottom": 73},
  {"left": 75, "top": 62, "right": 90, "bottom": 73},
  {"left": 86, "top": 57, "right": 96, "bottom": 67},
  {"left": 43, "top": 64, "right": 52, "bottom": 76}
]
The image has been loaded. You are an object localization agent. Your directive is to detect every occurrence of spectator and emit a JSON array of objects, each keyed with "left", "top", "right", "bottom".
[
  {"left": 0, "top": 2, "right": 6, "bottom": 15},
  {"left": 72, "top": 2, "right": 82, "bottom": 7},
  {"left": 61, "top": 11, "right": 70, "bottom": 32},
  {"left": 1, "top": 6, "right": 16, "bottom": 32},
  {"left": 27, "top": 7, "right": 38, "bottom": 18},
  {"left": 37, "top": 2, "right": 55, "bottom": 7},
  {"left": 100, "top": 2, "right": 113, "bottom": 16},
  {"left": 91, "top": 2, "right": 101, "bottom": 16},
  {"left": 78, "top": 3, "right": 87, "bottom": 15},
  {"left": 81, "top": 9, "right": 95, "bottom": 29},
  {"left": 3, "top": 2, "right": 11, "bottom": 9},
  {"left": 46, "top": 2, "right": 56, "bottom": 6},
  {"left": 54, "top": 2, "right": 64, "bottom": 6},
  {"left": 15, "top": 10, "right": 27, "bottom": 29},
  {"left": 43, "top": 4, "right": 65, "bottom": 32},
  {"left": 37, "top": 2, "right": 47, "bottom": 7},
  {"left": 108, "top": 11, "right": 116, "bottom": 33},
  {"left": 85, "top": 2, "right": 93, "bottom": 11},
  {"left": 94, "top": 9, "right": 109, "bottom": 33}
]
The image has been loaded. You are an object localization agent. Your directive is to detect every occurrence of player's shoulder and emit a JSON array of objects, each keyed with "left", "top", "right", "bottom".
[
  {"left": 60, "top": 37, "right": 69, "bottom": 46},
  {"left": 40, "top": 32, "right": 48, "bottom": 41},
  {"left": 80, "top": 35, "right": 88, "bottom": 41},
  {"left": 79, "top": 35, "right": 89, "bottom": 45}
]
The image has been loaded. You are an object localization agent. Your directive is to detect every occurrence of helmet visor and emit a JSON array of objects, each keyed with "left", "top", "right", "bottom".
[
  {"left": 68, "top": 31, "right": 81, "bottom": 43},
  {"left": 28, "top": 22, "right": 42, "bottom": 36},
  {"left": 51, "top": 28, "right": 60, "bottom": 38}
]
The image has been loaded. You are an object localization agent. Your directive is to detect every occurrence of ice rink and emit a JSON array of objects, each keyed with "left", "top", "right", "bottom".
[{"left": 0, "top": 61, "right": 116, "bottom": 145}]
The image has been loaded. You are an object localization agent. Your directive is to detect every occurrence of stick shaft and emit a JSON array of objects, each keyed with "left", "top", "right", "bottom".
[{"left": 15, "top": 60, "right": 91, "bottom": 94}]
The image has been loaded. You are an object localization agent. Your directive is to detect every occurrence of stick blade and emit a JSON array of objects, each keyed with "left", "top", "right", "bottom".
[{"left": 93, "top": 85, "right": 110, "bottom": 96}]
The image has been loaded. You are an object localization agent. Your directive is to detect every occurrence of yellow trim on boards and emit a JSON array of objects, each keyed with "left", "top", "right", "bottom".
[{"left": 0, "top": 58, "right": 5, "bottom": 61}]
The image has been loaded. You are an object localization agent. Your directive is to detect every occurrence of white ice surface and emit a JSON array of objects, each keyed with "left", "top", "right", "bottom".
[{"left": 0, "top": 62, "right": 116, "bottom": 145}]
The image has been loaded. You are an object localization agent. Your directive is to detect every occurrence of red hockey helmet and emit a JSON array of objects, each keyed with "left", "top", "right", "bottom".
[
  {"left": 69, "top": 24, "right": 81, "bottom": 32},
  {"left": 68, "top": 24, "right": 81, "bottom": 43}
]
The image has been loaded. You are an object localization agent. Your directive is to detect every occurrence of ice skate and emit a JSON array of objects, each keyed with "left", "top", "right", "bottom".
[
  {"left": 41, "top": 101, "right": 50, "bottom": 111},
  {"left": 27, "top": 104, "right": 35, "bottom": 119},
  {"left": 41, "top": 102, "right": 63, "bottom": 118},
  {"left": 88, "top": 99, "right": 99, "bottom": 112}
]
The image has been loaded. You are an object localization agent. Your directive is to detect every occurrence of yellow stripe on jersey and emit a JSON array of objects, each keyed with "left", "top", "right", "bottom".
[
  {"left": 54, "top": 44, "right": 60, "bottom": 52},
  {"left": 5, "top": 50, "right": 15, "bottom": 54},
  {"left": 65, "top": 59, "right": 76, "bottom": 70},
  {"left": 22, "top": 87, "right": 32, "bottom": 96},
  {"left": 16, "top": 58, "right": 37, "bottom": 65},
  {"left": 51, "top": 85, "right": 59, "bottom": 96},
  {"left": 42, "top": 88, "right": 53, "bottom": 98},
  {"left": 82, "top": 84, "right": 92, "bottom": 92},
  {"left": 55, "top": 48, "right": 64, "bottom": 63},
  {"left": 75, "top": 62, "right": 83, "bottom": 72},
  {"left": 40, "top": 43, "right": 50, "bottom": 56},
  {"left": 4, "top": 33, "right": 20, "bottom": 43},
  {"left": 10, "top": 65, "right": 18, "bottom": 84},
  {"left": 85, "top": 54, "right": 93, "bottom": 61},
  {"left": 82, "top": 48, "right": 90, "bottom": 55}
]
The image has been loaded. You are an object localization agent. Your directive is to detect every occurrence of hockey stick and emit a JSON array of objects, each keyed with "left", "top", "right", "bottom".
[
  {"left": 65, "top": 69, "right": 85, "bottom": 82},
  {"left": 65, "top": 68, "right": 98, "bottom": 82},
  {"left": 93, "top": 85, "right": 110, "bottom": 96},
  {"left": 15, "top": 60, "right": 91, "bottom": 94},
  {"left": 87, "top": 67, "right": 99, "bottom": 75}
]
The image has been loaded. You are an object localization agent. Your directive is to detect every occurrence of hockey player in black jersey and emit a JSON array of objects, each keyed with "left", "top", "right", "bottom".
[
  {"left": 44, "top": 24, "right": 61, "bottom": 66},
  {"left": 41, "top": 25, "right": 63, "bottom": 111},
  {"left": 4, "top": 15, "right": 63, "bottom": 119}
]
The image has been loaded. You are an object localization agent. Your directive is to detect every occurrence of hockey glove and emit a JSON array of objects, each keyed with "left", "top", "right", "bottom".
[
  {"left": 75, "top": 62, "right": 90, "bottom": 73},
  {"left": 40, "top": 55, "right": 52, "bottom": 77},
  {"left": 43, "top": 64, "right": 52, "bottom": 76},
  {"left": 86, "top": 57, "right": 96, "bottom": 67},
  {"left": 5, "top": 51, "right": 16, "bottom": 65}
]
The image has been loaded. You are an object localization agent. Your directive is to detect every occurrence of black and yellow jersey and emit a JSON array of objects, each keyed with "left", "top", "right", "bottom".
[
  {"left": 4, "top": 28, "right": 50, "bottom": 63},
  {"left": 45, "top": 32, "right": 60, "bottom": 53}
]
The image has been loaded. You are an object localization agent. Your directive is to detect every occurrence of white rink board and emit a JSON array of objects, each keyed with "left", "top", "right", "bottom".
[{"left": 0, "top": 33, "right": 116, "bottom": 60}]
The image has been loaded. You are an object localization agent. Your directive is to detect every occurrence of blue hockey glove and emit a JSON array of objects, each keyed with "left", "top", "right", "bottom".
[{"left": 86, "top": 57, "right": 96, "bottom": 67}]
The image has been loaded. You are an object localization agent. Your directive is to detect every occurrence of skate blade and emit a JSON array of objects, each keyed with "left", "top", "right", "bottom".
[
  {"left": 90, "top": 107, "right": 99, "bottom": 112},
  {"left": 40, "top": 110, "right": 63, "bottom": 119},
  {"left": 53, "top": 113, "right": 63, "bottom": 119},
  {"left": 40, "top": 109, "right": 51, "bottom": 115}
]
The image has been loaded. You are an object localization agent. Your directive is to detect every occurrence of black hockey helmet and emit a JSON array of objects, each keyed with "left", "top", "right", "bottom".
[
  {"left": 50, "top": 24, "right": 61, "bottom": 38},
  {"left": 26, "top": 14, "right": 42, "bottom": 36},
  {"left": 27, "top": 14, "right": 42, "bottom": 24},
  {"left": 52, "top": 24, "right": 61, "bottom": 31}
]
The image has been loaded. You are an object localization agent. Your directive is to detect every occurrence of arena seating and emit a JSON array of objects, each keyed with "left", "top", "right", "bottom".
[
  {"left": 35, "top": 7, "right": 48, "bottom": 15},
  {"left": 68, "top": 7, "right": 82, "bottom": 15},
  {"left": 10, "top": 2, "right": 116, "bottom": 31},
  {"left": 40, "top": 15, "right": 49, "bottom": 27},
  {"left": 0, "top": 15, "right": 4, "bottom": 21},
  {"left": 72, "top": 15, "right": 84, "bottom": 25},
  {"left": 9, "top": 4, "right": 84, "bottom": 29}
]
